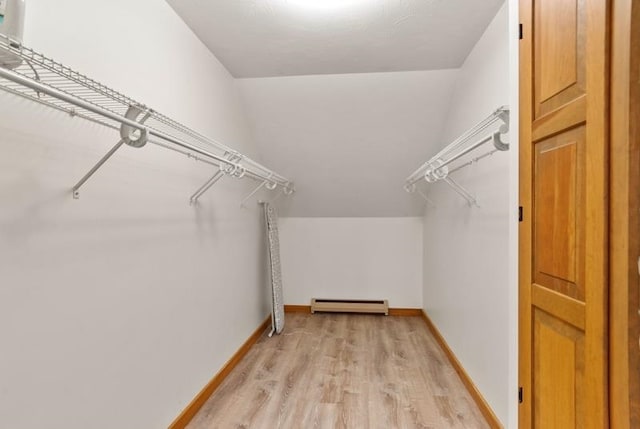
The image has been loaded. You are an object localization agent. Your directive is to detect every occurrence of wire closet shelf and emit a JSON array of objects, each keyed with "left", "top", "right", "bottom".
[
  {"left": 404, "top": 106, "right": 509, "bottom": 207},
  {"left": 0, "top": 34, "right": 294, "bottom": 202}
]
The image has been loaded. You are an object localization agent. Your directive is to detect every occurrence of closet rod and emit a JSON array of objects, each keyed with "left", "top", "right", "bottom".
[
  {"left": 0, "top": 76, "right": 283, "bottom": 190},
  {"left": 0, "top": 34, "right": 294, "bottom": 198},
  {"left": 403, "top": 106, "right": 509, "bottom": 206},
  {"left": 0, "top": 67, "right": 249, "bottom": 177},
  {"left": 405, "top": 106, "right": 509, "bottom": 186},
  {"left": 405, "top": 133, "right": 494, "bottom": 187}
]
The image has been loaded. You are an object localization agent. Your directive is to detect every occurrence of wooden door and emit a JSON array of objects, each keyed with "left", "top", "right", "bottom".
[
  {"left": 610, "top": 0, "right": 640, "bottom": 427},
  {"left": 519, "top": 0, "right": 609, "bottom": 427}
]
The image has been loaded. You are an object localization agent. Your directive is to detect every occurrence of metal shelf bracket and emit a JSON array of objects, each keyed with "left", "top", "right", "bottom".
[
  {"left": 404, "top": 106, "right": 509, "bottom": 208},
  {"left": 403, "top": 182, "right": 436, "bottom": 207},
  {"left": 443, "top": 177, "right": 478, "bottom": 207},
  {"left": 72, "top": 107, "right": 151, "bottom": 199},
  {"left": 0, "top": 34, "right": 295, "bottom": 202},
  {"left": 240, "top": 174, "right": 277, "bottom": 208},
  {"left": 189, "top": 170, "right": 225, "bottom": 205}
]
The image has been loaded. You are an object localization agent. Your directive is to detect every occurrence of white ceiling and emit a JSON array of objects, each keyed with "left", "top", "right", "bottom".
[
  {"left": 238, "top": 70, "right": 458, "bottom": 217},
  {"left": 165, "top": 0, "right": 505, "bottom": 217},
  {"left": 166, "top": 0, "right": 505, "bottom": 78}
]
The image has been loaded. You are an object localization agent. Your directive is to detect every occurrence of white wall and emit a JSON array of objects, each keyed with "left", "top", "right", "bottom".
[
  {"left": 238, "top": 70, "right": 458, "bottom": 217},
  {"left": 421, "top": 2, "right": 511, "bottom": 425},
  {"left": 279, "top": 217, "right": 423, "bottom": 308},
  {"left": 0, "top": 1, "right": 272, "bottom": 428},
  {"left": 506, "top": 0, "right": 520, "bottom": 427}
]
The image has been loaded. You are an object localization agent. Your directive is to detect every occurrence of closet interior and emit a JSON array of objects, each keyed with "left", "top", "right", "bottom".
[
  {"left": 12, "top": 0, "right": 631, "bottom": 427},
  {"left": 0, "top": 1, "right": 513, "bottom": 427}
]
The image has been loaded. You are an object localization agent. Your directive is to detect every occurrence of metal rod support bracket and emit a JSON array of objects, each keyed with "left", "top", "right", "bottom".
[
  {"left": 444, "top": 177, "right": 479, "bottom": 207},
  {"left": 72, "top": 111, "right": 152, "bottom": 199},
  {"left": 492, "top": 130, "right": 509, "bottom": 151},
  {"left": 240, "top": 179, "right": 268, "bottom": 208},
  {"left": 416, "top": 189, "right": 436, "bottom": 207},
  {"left": 0, "top": 44, "right": 294, "bottom": 195},
  {"left": 190, "top": 170, "right": 225, "bottom": 205},
  {"left": 72, "top": 139, "right": 125, "bottom": 199}
]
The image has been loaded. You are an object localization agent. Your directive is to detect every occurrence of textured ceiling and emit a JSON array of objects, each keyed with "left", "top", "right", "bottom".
[{"left": 166, "top": 0, "right": 505, "bottom": 77}]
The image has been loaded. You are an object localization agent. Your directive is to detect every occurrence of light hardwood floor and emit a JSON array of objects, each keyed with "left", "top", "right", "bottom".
[{"left": 187, "top": 313, "right": 490, "bottom": 429}]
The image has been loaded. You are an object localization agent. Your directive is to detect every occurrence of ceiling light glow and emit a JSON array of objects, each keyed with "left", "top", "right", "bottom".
[{"left": 286, "top": 0, "right": 366, "bottom": 12}]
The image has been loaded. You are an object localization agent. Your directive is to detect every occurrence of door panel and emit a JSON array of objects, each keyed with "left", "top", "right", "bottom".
[
  {"left": 534, "top": 127, "right": 585, "bottom": 301},
  {"left": 609, "top": 0, "right": 640, "bottom": 426},
  {"left": 534, "top": 0, "right": 586, "bottom": 117},
  {"left": 520, "top": 0, "right": 609, "bottom": 426},
  {"left": 533, "top": 309, "right": 585, "bottom": 429}
]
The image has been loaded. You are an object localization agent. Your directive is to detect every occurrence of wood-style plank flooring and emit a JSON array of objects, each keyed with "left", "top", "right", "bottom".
[{"left": 187, "top": 313, "right": 490, "bottom": 429}]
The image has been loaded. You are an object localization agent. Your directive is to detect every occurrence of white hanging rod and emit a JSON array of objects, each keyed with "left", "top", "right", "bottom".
[
  {"left": 405, "top": 106, "right": 509, "bottom": 187},
  {"left": 0, "top": 35, "right": 294, "bottom": 199},
  {"left": 0, "top": 79, "right": 285, "bottom": 192}
]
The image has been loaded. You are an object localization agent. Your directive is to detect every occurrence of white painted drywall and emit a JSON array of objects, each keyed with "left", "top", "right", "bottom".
[
  {"left": 421, "top": 2, "right": 511, "bottom": 425},
  {"left": 166, "top": 0, "right": 505, "bottom": 78},
  {"left": 0, "top": 1, "right": 274, "bottom": 428},
  {"left": 506, "top": 0, "right": 520, "bottom": 427},
  {"left": 237, "top": 70, "right": 459, "bottom": 217},
  {"left": 279, "top": 217, "right": 423, "bottom": 308}
]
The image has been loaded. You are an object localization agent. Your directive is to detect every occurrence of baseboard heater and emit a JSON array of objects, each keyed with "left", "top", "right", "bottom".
[{"left": 310, "top": 298, "right": 389, "bottom": 315}]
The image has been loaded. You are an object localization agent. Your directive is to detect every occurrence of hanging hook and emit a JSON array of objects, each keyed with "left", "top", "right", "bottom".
[
  {"left": 404, "top": 182, "right": 417, "bottom": 193},
  {"left": 283, "top": 183, "right": 295, "bottom": 195},
  {"left": 424, "top": 159, "right": 448, "bottom": 183},
  {"left": 233, "top": 166, "right": 246, "bottom": 179}
]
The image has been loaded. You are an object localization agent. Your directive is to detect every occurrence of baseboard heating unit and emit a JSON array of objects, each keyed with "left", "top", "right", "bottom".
[{"left": 310, "top": 299, "right": 389, "bottom": 315}]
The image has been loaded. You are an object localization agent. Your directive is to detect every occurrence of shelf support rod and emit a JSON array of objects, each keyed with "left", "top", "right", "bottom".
[
  {"left": 416, "top": 189, "right": 436, "bottom": 207},
  {"left": 265, "top": 188, "right": 285, "bottom": 205},
  {"left": 72, "top": 139, "right": 125, "bottom": 199},
  {"left": 72, "top": 110, "right": 151, "bottom": 199},
  {"left": 190, "top": 170, "right": 225, "bottom": 205},
  {"left": 240, "top": 179, "right": 268, "bottom": 208},
  {"left": 0, "top": 67, "right": 238, "bottom": 166},
  {"left": 443, "top": 177, "right": 478, "bottom": 207},
  {"left": 0, "top": 61, "right": 294, "bottom": 192}
]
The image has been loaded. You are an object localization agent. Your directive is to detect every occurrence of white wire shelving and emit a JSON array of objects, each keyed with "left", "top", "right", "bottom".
[
  {"left": 0, "top": 34, "right": 294, "bottom": 204},
  {"left": 404, "top": 106, "right": 510, "bottom": 207}
]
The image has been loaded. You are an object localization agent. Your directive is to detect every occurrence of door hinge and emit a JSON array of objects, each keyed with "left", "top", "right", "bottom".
[
  {"left": 519, "top": 387, "right": 523, "bottom": 403},
  {"left": 519, "top": 23, "right": 523, "bottom": 39},
  {"left": 519, "top": 206, "right": 524, "bottom": 222}
]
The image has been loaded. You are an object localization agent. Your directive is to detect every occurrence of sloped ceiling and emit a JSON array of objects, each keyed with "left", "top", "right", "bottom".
[
  {"left": 166, "top": 0, "right": 505, "bottom": 78},
  {"left": 166, "top": 0, "right": 505, "bottom": 216},
  {"left": 238, "top": 70, "right": 458, "bottom": 216}
]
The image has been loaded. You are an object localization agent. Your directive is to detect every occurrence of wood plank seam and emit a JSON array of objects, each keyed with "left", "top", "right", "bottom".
[
  {"left": 168, "top": 315, "right": 271, "bottom": 429},
  {"left": 420, "top": 310, "right": 503, "bottom": 429}
]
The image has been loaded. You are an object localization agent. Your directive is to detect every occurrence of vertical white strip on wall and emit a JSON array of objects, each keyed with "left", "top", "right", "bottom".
[{"left": 507, "top": 0, "right": 520, "bottom": 427}]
